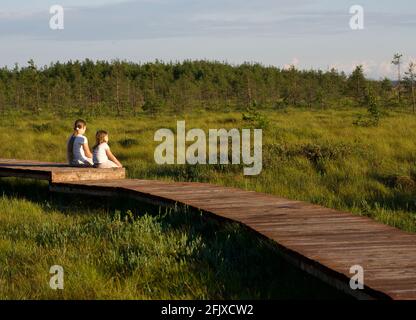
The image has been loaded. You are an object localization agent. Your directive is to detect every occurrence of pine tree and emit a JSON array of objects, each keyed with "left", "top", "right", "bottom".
[
  {"left": 348, "top": 65, "right": 366, "bottom": 104},
  {"left": 404, "top": 62, "right": 416, "bottom": 113},
  {"left": 391, "top": 53, "right": 403, "bottom": 103}
]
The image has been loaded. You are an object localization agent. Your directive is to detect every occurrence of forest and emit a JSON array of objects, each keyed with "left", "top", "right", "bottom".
[{"left": 0, "top": 58, "right": 414, "bottom": 116}]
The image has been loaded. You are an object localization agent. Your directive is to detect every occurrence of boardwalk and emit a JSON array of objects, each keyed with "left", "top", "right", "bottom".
[
  {"left": 1, "top": 159, "right": 416, "bottom": 300},
  {"left": 0, "top": 159, "right": 125, "bottom": 182}
]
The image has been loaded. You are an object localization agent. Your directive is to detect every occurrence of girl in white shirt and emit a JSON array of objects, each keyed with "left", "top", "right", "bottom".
[
  {"left": 92, "top": 130, "right": 122, "bottom": 169},
  {"left": 67, "top": 119, "right": 94, "bottom": 167}
]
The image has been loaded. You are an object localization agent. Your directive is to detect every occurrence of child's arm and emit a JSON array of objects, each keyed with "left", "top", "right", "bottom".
[
  {"left": 66, "top": 137, "right": 72, "bottom": 163},
  {"left": 82, "top": 142, "right": 93, "bottom": 159},
  {"left": 105, "top": 148, "right": 122, "bottom": 168}
]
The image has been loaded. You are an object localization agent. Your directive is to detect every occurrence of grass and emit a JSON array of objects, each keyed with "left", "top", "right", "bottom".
[
  {"left": 0, "top": 179, "right": 347, "bottom": 299},
  {"left": 1, "top": 108, "right": 416, "bottom": 231},
  {"left": 1, "top": 107, "right": 416, "bottom": 299}
]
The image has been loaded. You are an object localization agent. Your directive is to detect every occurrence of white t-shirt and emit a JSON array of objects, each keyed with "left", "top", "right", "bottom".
[
  {"left": 93, "top": 142, "right": 110, "bottom": 164},
  {"left": 67, "top": 135, "right": 89, "bottom": 164}
]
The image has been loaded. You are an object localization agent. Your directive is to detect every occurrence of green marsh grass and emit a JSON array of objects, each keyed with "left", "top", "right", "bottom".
[
  {"left": 1, "top": 108, "right": 416, "bottom": 298},
  {"left": 0, "top": 179, "right": 347, "bottom": 299},
  {"left": 1, "top": 108, "right": 414, "bottom": 230}
]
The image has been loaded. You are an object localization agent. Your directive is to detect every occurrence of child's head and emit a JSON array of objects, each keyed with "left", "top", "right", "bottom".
[
  {"left": 95, "top": 130, "right": 109, "bottom": 147},
  {"left": 73, "top": 119, "right": 87, "bottom": 135}
]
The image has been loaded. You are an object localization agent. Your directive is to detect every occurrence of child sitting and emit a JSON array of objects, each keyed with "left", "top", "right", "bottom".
[
  {"left": 67, "top": 119, "right": 94, "bottom": 167},
  {"left": 92, "top": 130, "right": 122, "bottom": 168}
]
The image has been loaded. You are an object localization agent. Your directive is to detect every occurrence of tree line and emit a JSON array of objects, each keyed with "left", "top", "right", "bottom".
[{"left": 0, "top": 58, "right": 414, "bottom": 116}]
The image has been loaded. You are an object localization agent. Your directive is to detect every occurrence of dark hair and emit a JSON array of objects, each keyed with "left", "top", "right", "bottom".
[
  {"left": 74, "top": 119, "right": 86, "bottom": 131},
  {"left": 67, "top": 119, "right": 87, "bottom": 164}
]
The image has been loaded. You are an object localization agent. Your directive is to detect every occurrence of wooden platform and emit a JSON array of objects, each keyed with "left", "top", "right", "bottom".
[
  {"left": 1, "top": 159, "right": 416, "bottom": 300},
  {"left": 0, "top": 159, "right": 126, "bottom": 182}
]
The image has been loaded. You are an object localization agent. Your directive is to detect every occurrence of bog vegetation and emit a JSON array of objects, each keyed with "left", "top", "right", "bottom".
[
  {"left": 0, "top": 179, "right": 347, "bottom": 299},
  {"left": 0, "top": 58, "right": 415, "bottom": 299}
]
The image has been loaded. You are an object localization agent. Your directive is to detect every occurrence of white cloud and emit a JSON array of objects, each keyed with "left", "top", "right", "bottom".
[
  {"left": 283, "top": 57, "right": 300, "bottom": 70},
  {"left": 326, "top": 60, "right": 393, "bottom": 79},
  {"left": 379, "top": 60, "right": 394, "bottom": 78}
]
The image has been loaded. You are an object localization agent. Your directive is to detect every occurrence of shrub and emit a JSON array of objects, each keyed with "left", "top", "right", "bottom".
[
  {"left": 384, "top": 175, "right": 416, "bottom": 192},
  {"left": 242, "top": 101, "right": 269, "bottom": 129},
  {"left": 118, "top": 138, "right": 139, "bottom": 148},
  {"left": 353, "top": 89, "right": 381, "bottom": 127},
  {"left": 32, "top": 123, "right": 52, "bottom": 132},
  {"left": 142, "top": 96, "right": 165, "bottom": 115}
]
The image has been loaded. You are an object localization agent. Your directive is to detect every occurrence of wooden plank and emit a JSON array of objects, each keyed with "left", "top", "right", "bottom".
[{"left": 0, "top": 159, "right": 126, "bottom": 182}]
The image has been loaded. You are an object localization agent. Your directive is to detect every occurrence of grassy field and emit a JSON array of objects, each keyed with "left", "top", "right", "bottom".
[
  {"left": 1, "top": 107, "right": 416, "bottom": 298},
  {"left": 0, "top": 178, "right": 347, "bottom": 299},
  {"left": 2, "top": 107, "right": 416, "bottom": 230}
]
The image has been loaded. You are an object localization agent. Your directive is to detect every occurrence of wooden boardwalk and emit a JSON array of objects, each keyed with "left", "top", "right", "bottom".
[
  {"left": 0, "top": 159, "right": 125, "bottom": 182},
  {"left": 1, "top": 159, "right": 416, "bottom": 300}
]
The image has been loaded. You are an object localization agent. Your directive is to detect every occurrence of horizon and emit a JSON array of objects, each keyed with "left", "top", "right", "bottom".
[{"left": 0, "top": 57, "right": 401, "bottom": 81}]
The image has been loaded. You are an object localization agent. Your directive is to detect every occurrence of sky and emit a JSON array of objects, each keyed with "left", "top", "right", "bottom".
[{"left": 0, "top": 0, "right": 415, "bottom": 79}]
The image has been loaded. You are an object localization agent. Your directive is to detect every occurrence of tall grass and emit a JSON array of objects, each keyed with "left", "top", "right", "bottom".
[
  {"left": 0, "top": 179, "right": 347, "bottom": 299},
  {"left": 1, "top": 108, "right": 415, "bottom": 231},
  {"left": 1, "top": 108, "right": 416, "bottom": 299}
]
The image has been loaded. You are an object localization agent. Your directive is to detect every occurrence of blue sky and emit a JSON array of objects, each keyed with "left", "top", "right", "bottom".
[{"left": 0, "top": 0, "right": 415, "bottom": 78}]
